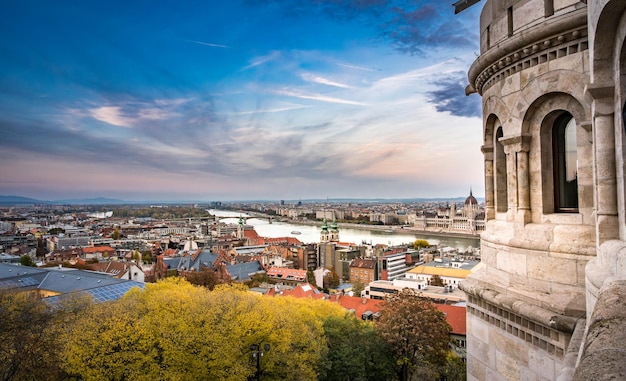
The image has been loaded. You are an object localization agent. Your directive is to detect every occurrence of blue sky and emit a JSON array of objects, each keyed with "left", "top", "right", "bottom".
[{"left": 0, "top": 0, "right": 483, "bottom": 201}]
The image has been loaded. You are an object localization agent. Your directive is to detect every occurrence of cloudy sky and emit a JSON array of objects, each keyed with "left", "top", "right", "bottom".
[{"left": 0, "top": 0, "right": 483, "bottom": 202}]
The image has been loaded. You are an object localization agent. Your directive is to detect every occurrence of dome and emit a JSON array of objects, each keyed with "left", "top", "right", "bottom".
[{"left": 465, "top": 189, "right": 478, "bottom": 205}]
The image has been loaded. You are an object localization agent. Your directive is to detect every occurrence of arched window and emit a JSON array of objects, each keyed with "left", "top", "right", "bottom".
[
  {"left": 495, "top": 127, "right": 508, "bottom": 212},
  {"left": 553, "top": 113, "right": 578, "bottom": 212}
]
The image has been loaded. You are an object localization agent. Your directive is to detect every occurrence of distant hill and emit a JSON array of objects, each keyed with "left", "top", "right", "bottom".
[
  {"left": 0, "top": 195, "right": 47, "bottom": 205},
  {"left": 51, "top": 197, "right": 128, "bottom": 205}
]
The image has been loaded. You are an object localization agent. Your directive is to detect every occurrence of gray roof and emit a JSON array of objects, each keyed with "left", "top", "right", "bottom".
[
  {"left": 227, "top": 261, "right": 264, "bottom": 281},
  {"left": 0, "top": 263, "right": 48, "bottom": 290},
  {"left": 0, "top": 263, "right": 144, "bottom": 303}
]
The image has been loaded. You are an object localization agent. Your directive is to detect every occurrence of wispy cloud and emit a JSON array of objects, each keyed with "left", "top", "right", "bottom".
[
  {"left": 233, "top": 104, "right": 311, "bottom": 115},
  {"left": 336, "top": 63, "right": 379, "bottom": 72},
  {"left": 275, "top": 88, "right": 367, "bottom": 106},
  {"left": 301, "top": 72, "right": 353, "bottom": 89},
  {"left": 242, "top": 51, "right": 281, "bottom": 70},
  {"left": 189, "top": 40, "right": 230, "bottom": 48}
]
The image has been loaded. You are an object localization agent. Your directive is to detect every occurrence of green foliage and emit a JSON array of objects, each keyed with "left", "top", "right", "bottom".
[
  {"left": 307, "top": 269, "right": 317, "bottom": 287},
  {"left": 320, "top": 314, "right": 394, "bottom": 381},
  {"left": 245, "top": 272, "right": 271, "bottom": 288},
  {"left": 440, "top": 352, "right": 467, "bottom": 381},
  {"left": 350, "top": 279, "right": 366, "bottom": 297},
  {"left": 19, "top": 255, "right": 36, "bottom": 267},
  {"left": 112, "top": 206, "right": 212, "bottom": 219},
  {"left": 413, "top": 239, "right": 430, "bottom": 249},
  {"left": 376, "top": 290, "right": 452, "bottom": 381},
  {"left": 47, "top": 227, "right": 65, "bottom": 235},
  {"left": 112, "top": 227, "right": 120, "bottom": 240}
]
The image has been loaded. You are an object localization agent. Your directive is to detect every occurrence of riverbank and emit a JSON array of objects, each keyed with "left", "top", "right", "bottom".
[{"left": 282, "top": 219, "right": 481, "bottom": 240}]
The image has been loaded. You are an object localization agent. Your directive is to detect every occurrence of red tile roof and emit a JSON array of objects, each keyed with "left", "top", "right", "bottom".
[
  {"left": 332, "top": 295, "right": 384, "bottom": 319},
  {"left": 280, "top": 283, "right": 325, "bottom": 299},
  {"left": 350, "top": 258, "right": 376, "bottom": 269},
  {"left": 435, "top": 304, "right": 466, "bottom": 335},
  {"left": 83, "top": 246, "right": 114, "bottom": 253},
  {"left": 266, "top": 267, "right": 307, "bottom": 281}
]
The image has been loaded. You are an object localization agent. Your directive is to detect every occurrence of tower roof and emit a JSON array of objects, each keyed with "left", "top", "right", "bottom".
[{"left": 465, "top": 188, "right": 478, "bottom": 206}]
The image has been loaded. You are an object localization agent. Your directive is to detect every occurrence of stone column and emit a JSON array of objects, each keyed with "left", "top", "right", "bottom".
[
  {"left": 517, "top": 136, "right": 532, "bottom": 224},
  {"left": 482, "top": 145, "right": 495, "bottom": 220},
  {"left": 586, "top": 84, "right": 619, "bottom": 244},
  {"left": 501, "top": 136, "right": 522, "bottom": 222}
]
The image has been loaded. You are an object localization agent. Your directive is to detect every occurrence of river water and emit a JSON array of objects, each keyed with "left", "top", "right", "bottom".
[{"left": 209, "top": 210, "right": 480, "bottom": 252}]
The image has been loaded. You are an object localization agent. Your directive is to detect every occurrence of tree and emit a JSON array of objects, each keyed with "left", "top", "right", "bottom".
[
  {"left": 19, "top": 255, "right": 36, "bottom": 267},
  {"left": 439, "top": 352, "right": 467, "bottom": 381},
  {"left": 245, "top": 272, "right": 270, "bottom": 288},
  {"left": 60, "top": 279, "right": 344, "bottom": 381},
  {"left": 323, "top": 268, "right": 340, "bottom": 290},
  {"left": 111, "top": 228, "right": 120, "bottom": 240},
  {"left": 35, "top": 237, "right": 47, "bottom": 258},
  {"left": 306, "top": 269, "right": 317, "bottom": 287},
  {"left": 184, "top": 268, "right": 223, "bottom": 290},
  {"left": 351, "top": 279, "right": 366, "bottom": 297},
  {"left": 0, "top": 290, "right": 65, "bottom": 380},
  {"left": 413, "top": 239, "right": 430, "bottom": 250},
  {"left": 321, "top": 314, "right": 394, "bottom": 381},
  {"left": 376, "top": 290, "right": 452, "bottom": 381},
  {"left": 429, "top": 274, "right": 445, "bottom": 287}
]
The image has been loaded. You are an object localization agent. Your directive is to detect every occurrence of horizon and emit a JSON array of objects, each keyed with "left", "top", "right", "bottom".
[
  {"left": 0, "top": 192, "right": 485, "bottom": 204},
  {"left": 0, "top": 1, "right": 484, "bottom": 201}
]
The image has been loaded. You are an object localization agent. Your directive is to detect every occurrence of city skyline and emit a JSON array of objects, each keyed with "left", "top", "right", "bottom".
[{"left": 1, "top": 0, "right": 484, "bottom": 202}]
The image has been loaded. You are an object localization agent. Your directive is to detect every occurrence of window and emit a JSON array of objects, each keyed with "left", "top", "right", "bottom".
[
  {"left": 495, "top": 127, "right": 508, "bottom": 212},
  {"left": 553, "top": 113, "right": 578, "bottom": 212}
]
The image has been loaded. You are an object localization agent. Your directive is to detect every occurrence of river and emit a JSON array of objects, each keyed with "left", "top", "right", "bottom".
[{"left": 209, "top": 210, "right": 480, "bottom": 252}]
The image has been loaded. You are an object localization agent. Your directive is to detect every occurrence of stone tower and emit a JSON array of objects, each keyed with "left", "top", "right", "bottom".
[
  {"left": 330, "top": 216, "right": 340, "bottom": 242},
  {"left": 320, "top": 217, "right": 330, "bottom": 243},
  {"left": 461, "top": 1, "right": 626, "bottom": 380}
]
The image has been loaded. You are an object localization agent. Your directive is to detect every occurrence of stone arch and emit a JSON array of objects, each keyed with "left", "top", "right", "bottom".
[
  {"left": 484, "top": 113, "right": 505, "bottom": 219},
  {"left": 590, "top": 0, "right": 626, "bottom": 85},
  {"left": 517, "top": 71, "right": 590, "bottom": 129},
  {"left": 521, "top": 92, "right": 591, "bottom": 218},
  {"left": 483, "top": 95, "right": 511, "bottom": 145}
]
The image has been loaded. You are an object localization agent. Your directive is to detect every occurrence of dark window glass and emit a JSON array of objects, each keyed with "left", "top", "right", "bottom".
[{"left": 553, "top": 113, "right": 578, "bottom": 212}]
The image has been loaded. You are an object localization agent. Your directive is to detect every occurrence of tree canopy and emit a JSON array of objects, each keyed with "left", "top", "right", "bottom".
[
  {"left": 376, "top": 290, "right": 452, "bottom": 381},
  {"left": 1, "top": 276, "right": 463, "bottom": 381}
]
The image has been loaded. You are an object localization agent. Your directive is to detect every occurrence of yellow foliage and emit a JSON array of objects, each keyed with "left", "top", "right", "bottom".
[{"left": 60, "top": 278, "right": 345, "bottom": 380}]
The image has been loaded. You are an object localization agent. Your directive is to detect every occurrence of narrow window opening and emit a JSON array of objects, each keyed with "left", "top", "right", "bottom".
[
  {"left": 495, "top": 127, "right": 508, "bottom": 213},
  {"left": 545, "top": 0, "right": 554, "bottom": 17},
  {"left": 553, "top": 113, "right": 578, "bottom": 212},
  {"left": 507, "top": 6, "right": 513, "bottom": 37}
]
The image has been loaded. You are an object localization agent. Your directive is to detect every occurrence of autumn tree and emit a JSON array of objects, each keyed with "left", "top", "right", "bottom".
[
  {"left": 60, "top": 279, "right": 345, "bottom": 381},
  {"left": 184, "top": 266, "right": 226, "bottom": 290},
  {"left": 0, "top": 290, "right": 66, "bottom": 380},
  {"left": 323, "top": 268, "right": 340, "bottom": 290},
  {"left": 429, "top": 274, "right": 445, "bottom": 287},
  {"left": 376, "top": 290, "right": 452, "bottom": 381},
  {"left": 413, "top": 239, "right": 430, "bottom": 250}
]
